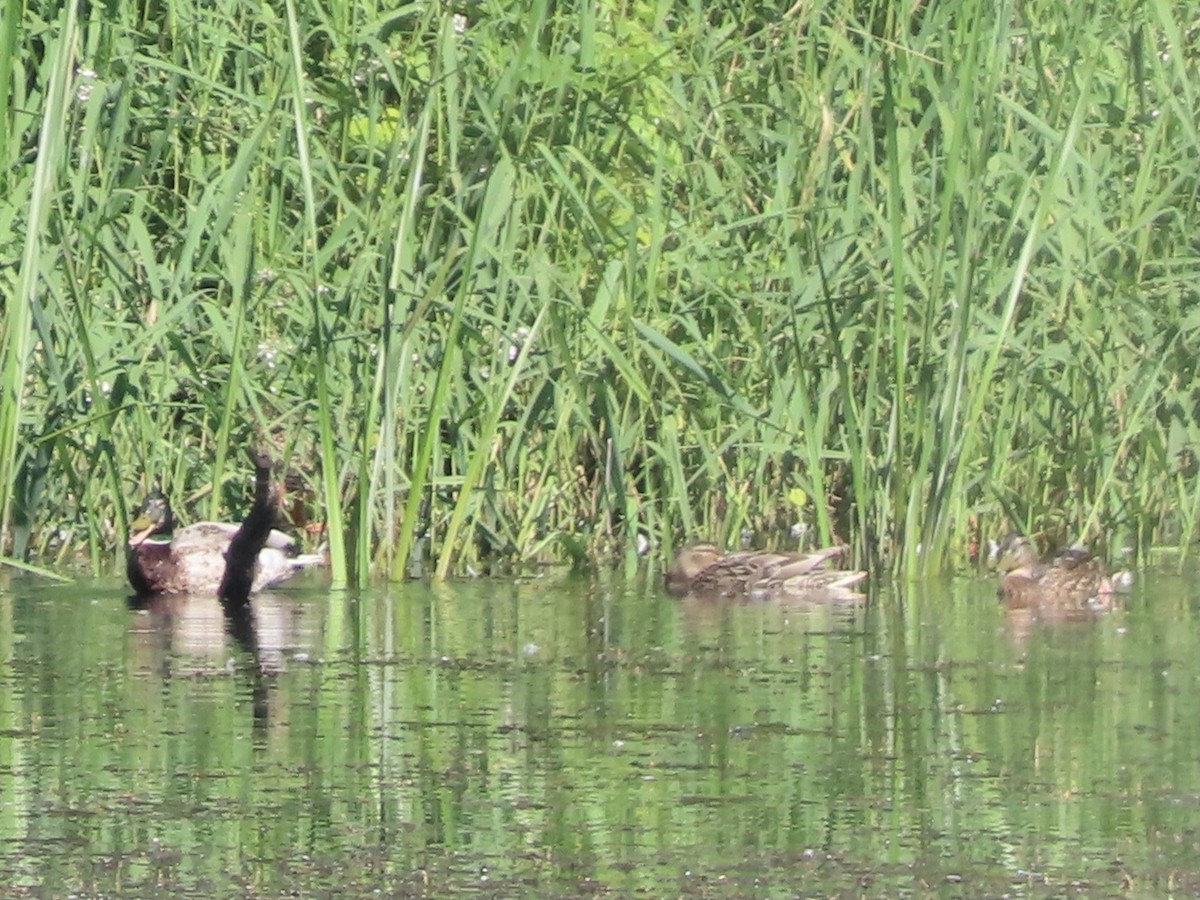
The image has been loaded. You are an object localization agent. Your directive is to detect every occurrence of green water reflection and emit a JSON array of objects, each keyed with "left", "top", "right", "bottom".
[{"left": 2, "top": 568, "right": 1199, "bottom": 897}]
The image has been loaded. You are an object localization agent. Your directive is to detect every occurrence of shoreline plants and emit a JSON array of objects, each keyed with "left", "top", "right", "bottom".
[{"left": 1, "top": 0, "right": 1198, "bottom": 584}]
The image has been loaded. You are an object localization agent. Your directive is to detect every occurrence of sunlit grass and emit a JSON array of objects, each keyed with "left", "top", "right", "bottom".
[{"left": 0, "top": 0, "right": 1197, "bottom": 583}]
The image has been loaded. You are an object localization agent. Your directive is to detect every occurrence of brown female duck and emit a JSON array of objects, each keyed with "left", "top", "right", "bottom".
[
  {"left": 665, "top": 542, "right": 866, "bottom": 601},
  {"left": 991, "top": 533, "right": 1115, "bottom": 611}
]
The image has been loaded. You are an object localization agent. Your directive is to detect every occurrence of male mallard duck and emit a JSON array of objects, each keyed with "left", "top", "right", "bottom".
[
  {"left": 991, "top": 532, "right": 1115, "bottom": 610},
  {"left": 665, "top": 542, "right": 866, "bottom": 601},
  {"left": 127, "top": 467, "right": 324, "bottom": 599}
]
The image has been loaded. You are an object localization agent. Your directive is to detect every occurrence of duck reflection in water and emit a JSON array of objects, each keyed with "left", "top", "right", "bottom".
[
  {"left": 126, "top": 588, "right": 311, "bottom": 674},
  {"left": 125, "top": 449, "right": 321, "bottom": 730}
]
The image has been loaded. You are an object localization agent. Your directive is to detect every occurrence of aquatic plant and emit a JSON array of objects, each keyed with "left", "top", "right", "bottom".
[{"left": 0, "top": 0, "right": 1196, "bottom": 581}]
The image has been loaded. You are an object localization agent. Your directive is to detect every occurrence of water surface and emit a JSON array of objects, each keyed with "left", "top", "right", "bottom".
[{"left": 2, "top": 566, "right": 1199, "bottom": 897}]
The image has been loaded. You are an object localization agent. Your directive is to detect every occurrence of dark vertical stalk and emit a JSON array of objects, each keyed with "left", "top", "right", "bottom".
[{"left": 219, "top": 450, "right": 279, "bottom": 607}]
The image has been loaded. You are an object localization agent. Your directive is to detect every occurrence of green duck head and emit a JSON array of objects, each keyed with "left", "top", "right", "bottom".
[{"left": 129, "top": 492, "right": 175, "bottom": 547}]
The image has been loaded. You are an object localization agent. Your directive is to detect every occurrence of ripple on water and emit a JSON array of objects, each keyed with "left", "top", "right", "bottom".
[{"left": 1, "top": 569, "right": 1199, "bottom": 896}]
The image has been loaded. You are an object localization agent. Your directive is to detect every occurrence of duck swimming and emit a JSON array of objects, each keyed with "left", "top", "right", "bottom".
[
  {"left": 127, "top": 457, "right": 324, "bottom": 599},
  {"left": 991, "top": 532, "right": 1116, "bottom": 611},
  {"left": 665, "top": 542, "right": 866, "bottom": 601}
]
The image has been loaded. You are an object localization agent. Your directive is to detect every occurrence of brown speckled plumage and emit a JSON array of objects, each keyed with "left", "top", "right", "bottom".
[
  {"left": 992, "top": 533, "right": 1115, "bottom": 611},
  {"left": 665, "top": 542, "right": 866, "bottom": 601}
]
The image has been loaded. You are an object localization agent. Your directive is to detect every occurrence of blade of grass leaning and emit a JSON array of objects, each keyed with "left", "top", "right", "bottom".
[
  {"left": 0, "top": 0, "right": 20, "bottom": 170},
  {"left": 951, "top": 77, "right": 1093, "bottom": 553},
  {"left": 0, "top": 555, "right": 75, "bottom": 582},
  {"left": 435, "top": 306, "right": 546, "bottom": 580},
  {"left": 368, "top": 98, "right": 435, "bottom": 582},
  {"left": 0, "top": 1, "right": 78, "bottom": 540},
  {"left": 284, "top": 0, "right": 346, "bottom": 587},
  {"left": 208, "top": 202, "right": 256, "bottom": 519},
  {"left": 420, "top": 150, "right": 518, "bottom": 577}
]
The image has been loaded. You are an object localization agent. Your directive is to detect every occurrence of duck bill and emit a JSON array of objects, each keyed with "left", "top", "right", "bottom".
[{"left": 128, "top": 518, "right": 157, "bottom": 547}]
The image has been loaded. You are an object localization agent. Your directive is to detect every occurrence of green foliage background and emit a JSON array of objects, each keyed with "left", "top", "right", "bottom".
[{"left": 1, "top": 0, "right": 1198, "bottom": 583}]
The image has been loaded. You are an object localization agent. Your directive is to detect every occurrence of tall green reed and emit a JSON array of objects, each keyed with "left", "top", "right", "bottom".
[
  {"left": 283, "top": 0, "right": 347, "bottom": 587},
  {"left": 1, "top": 0, "right": 1197, "bottom": 580},
  {"left": 0, "top": 2, "right": 79, "bottom": 551}
]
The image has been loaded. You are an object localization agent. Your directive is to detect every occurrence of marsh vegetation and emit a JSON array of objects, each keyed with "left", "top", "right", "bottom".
[{"left": 1, "top": 0, "right": 1197, "bottom": 583}]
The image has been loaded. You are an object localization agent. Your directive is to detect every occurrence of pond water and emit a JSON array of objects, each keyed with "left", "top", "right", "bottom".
[{"left": 3, "top": 564, "right": 1200, "bottom": 898}]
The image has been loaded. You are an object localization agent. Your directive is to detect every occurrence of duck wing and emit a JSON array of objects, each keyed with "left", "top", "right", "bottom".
[
  {"left": 688, "top": 551, "right": 782, "bottom": 596},
  {"left": 690, "top": 546, "right": 864, "bottom": 601},
  {"left": 753, "top": 547, "right": 865, "bottom": 599},
  {"left": 172, "top": 522, "right": 299, "bottom": 554}
]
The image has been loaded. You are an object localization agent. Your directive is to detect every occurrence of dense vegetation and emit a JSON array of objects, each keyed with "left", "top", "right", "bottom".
[{"left": 0, "top": 0, "right": 1197, "bottom": 584}]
